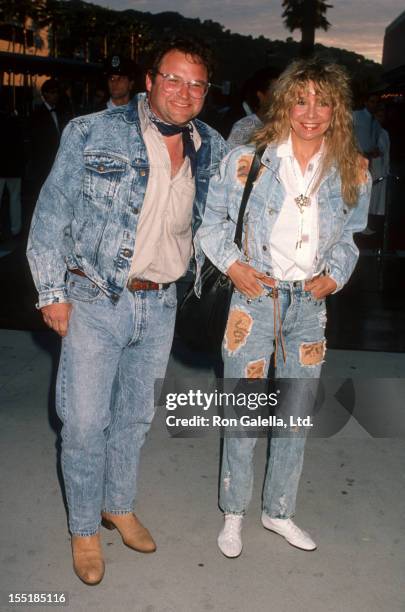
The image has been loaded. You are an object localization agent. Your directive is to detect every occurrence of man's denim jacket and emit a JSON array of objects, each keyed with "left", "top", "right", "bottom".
[
  {"left": 195, "top": 144, "right": 371, "bottom": 292},
  {"left": 27, "top": 93, "right": 228, "bottom": 308}
]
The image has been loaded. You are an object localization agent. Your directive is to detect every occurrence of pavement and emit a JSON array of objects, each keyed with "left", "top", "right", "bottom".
[{"left": 0, "top": 329, "right": 404, "bottom": 612}]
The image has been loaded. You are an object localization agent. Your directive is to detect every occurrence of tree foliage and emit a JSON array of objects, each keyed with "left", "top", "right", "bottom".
[
  {"left": 1, "top": 0, "right": 382, "bottom": 91},
  {"left": 282, "top": 0, "right": 332, "bottom": 32},
  {"left": 282, "top": 0, "right": 333, "bottom": 56},
  {"left": 0, "top": 0, "right": 39, "bottom": 24}
]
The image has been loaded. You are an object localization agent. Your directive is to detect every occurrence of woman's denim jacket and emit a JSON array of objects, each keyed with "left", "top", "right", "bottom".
[
  {"left": 27, "top": 93, "right": 228, "bottom": 308},
  {"left": 195, "top": 143, "right": 371, "bottom": 293}
]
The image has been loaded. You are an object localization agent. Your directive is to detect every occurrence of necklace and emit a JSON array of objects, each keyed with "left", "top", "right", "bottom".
[
  {"left": 291, "top": 158, "right": 320, "bottom": 249},
  {"left": 295, "top": 192, "right": 311, "bottom": 213}
]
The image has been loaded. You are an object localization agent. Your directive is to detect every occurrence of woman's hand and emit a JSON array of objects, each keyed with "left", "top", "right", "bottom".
[
  {"left": 227, "top": 261, "right": 273, "bottom": 298},
  {"left": 304, "top": 275, "right": 337, "bottom": 299}
]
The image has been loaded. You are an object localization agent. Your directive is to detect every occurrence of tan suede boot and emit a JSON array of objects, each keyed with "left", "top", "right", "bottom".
[
  {"left": 71, "top": 533, "right": 105, "bottom": 585},
  {"left": 101, "top": 512, "right": 156, "bottom": 553}
]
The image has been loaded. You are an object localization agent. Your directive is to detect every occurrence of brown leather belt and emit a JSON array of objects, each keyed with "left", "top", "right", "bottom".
[
  {"left": 127, "top": 277, "right": 170, "bottom": 292},
  {"left": 69, "top": 269, "right": 169, "bottom": 292}
]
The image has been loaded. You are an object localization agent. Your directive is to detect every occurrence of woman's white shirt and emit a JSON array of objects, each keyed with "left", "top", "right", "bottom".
[{"left": 269, "top": 136, "right": 323, "bottom": 281}]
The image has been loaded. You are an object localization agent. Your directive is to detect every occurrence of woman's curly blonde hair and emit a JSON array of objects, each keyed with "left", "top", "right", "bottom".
[{"left": 253, "top": 58, "right": 363, "bottom": 207}]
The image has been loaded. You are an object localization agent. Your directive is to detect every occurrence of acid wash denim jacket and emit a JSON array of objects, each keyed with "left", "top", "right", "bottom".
[
  {"left": 195, "top": 144, "right": 371, "bottom": 293},
  {"left": 27, "top": 93, "right": 228, "bottom": 308}
]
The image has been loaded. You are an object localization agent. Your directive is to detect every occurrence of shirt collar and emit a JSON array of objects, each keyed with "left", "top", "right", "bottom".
[
  {"left": 41, "top": 97, "right": 54, "bottom": 112},
  {"left": 138, "top": 96, "right": 201, "bottom": 150},
  {"left": 276, "top": 132, "right": 325, "bottom": 162}
]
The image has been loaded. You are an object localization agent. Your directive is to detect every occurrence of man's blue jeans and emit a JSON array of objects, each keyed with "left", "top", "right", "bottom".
[
  {"left": 220, "top": 282, "right": 326, "bottom": 518},
  {"left": 56, "top": 273, "right": 177, "bottom": 536}
]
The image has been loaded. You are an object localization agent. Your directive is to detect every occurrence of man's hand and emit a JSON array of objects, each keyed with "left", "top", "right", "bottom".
[
  {"left": 41, "top": 303, "right": 73, "bottom": 337},
  {"left": 227, "top": 261, "right": 274, "bottom": 298},
  {"left": 304, "top": 275, "right": 337, "bottom": 300}
]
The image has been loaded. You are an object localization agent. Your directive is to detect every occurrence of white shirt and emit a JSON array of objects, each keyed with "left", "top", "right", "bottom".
[
  {"left": 270, "top": 135, "right": 323, "bottom": 281},
  {"left": 107, "top": 98, "right": 131, "bottom": 110},
  {"left": 42, "top": 97, "right": 59, "bottom": 133},
  {"left": 128, "top": 99, "right": 201, "bottom": 283}
]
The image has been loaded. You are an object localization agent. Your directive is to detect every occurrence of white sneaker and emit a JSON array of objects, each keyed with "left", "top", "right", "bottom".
[
  {"left": 261, "top": 513, "right": 317, "bottom": 551},
  {"left": 217, "top": 514, "right": 243, "bottom": 558}
]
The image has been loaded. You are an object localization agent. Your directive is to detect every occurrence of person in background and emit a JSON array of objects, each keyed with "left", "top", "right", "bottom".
[
  {"left": 368, "top": 104, "right": 390, "bottom": 232},
  {"left": 353, "top": 92, "right": 382, "bottom": 162},
  {"left": 90, "top": 81, "right": 109, "bottom": 112},
  {"left": 196, "top": 58, "right": 370, "bottom": 558},
  {"left": 105, "top": 55, "right": 141, "bottom": 108},
  {"left": 353, "top": 92, "right": 383, "bottom": 235},
  {"left": 30, "top": 79, "right": 63, "bottom": 197},
  {"left": 0, "top": 105, "right": 24, "bottom": 240},
  {"left": 227, "top": 66, "right": 282, "bottom": 148}
]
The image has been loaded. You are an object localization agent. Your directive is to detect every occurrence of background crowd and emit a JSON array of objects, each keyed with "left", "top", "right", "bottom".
[{"left": 1, "top": 55, "right": 404, "bottom": 252}]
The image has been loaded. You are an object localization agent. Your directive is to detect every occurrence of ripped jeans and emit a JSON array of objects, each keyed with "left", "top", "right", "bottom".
[{"left": 219, "top": 281, "right": 326, "bottom": 518}]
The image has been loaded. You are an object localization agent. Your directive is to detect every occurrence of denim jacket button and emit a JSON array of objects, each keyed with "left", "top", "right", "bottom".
[
  {"left": 123, "top": 249, "right": 133, "bottom": 257},
  {"left": 268, "top": 208, "right": 274, "bottom": 214},
  {"left": 133, "top": 207, "right": 139, "bottom": 214},
  {"left": 98, "top": 164, "right": 105, "bottom": 172},
  {"left": 140, "top": 170, "right": 146, "bottom": 177},
  {"left": 262, "top": 245, "right": 267, "bottom": 251}
]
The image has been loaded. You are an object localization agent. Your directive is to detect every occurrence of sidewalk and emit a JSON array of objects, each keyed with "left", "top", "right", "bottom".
[{"left": 0, "top": 329, "right": 404, "bottom": 612}]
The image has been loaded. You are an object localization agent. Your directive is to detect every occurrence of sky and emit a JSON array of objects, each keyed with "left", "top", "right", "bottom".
[{"left": 94, "top": 0, "right": 405, "bottom": 64}]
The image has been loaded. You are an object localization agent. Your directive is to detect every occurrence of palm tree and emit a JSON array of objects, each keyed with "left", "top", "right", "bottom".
[{"left": 282, "top": 0, "right": 332, "bottom": 57}]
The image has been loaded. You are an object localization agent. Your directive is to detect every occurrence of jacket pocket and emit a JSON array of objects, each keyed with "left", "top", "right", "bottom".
[
  {"left": 162, "top": 284, "right": 177, "bottom": 308},
  {"left": 83, "top": 152, "right": 127, "bottom": 200},
  {"left": 66, "top": 272, "right": 102, "bottom": 303}
]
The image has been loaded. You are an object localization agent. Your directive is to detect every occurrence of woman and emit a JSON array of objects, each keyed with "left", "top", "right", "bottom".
[{"left": 196, "top": 58, "right": 370, "bottom": 557}]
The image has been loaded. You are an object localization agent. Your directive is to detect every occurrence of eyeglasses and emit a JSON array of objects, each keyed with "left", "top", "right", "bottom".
[{"left": 153, "top": 70, "right": 211, "bottom": 99}]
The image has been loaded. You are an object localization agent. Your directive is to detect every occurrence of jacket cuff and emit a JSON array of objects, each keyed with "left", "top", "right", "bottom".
[
  {"left": 36, "top": 288, "right": 68, "bottom": 310},
  {"left": 217, "top": 247, "right": 241, "bottom": 275},
  {"left": 325, "top": 264, "right": 344, "bottom": 294}
]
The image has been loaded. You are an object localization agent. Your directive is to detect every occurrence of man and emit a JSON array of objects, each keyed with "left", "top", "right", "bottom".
[
  {"left": 27, "top": 39, "right": 227, "bottom": 585},
  {"left": 0, "top": 106, "right": 24, "bottom": 240},
  {"left": 353, "top": 93, "right": 382, "bottom": 161},
  {"left": 227, "top": 66, "right": 282, "bottom": 148},
  {"left": 105, "top": 54, "right": 141, "bottom": 108},
  {"left": 30, "top": 79, "right": 63, "bottom": 197},
  {"left": 368, "top": 104, "right": 390, "bottom": 221},
  {"left": 353, "top": 92, "right": 384, "bottom": 234},
  {"left": 90, "top": 81, "right": 109, "bottom": 112}
]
